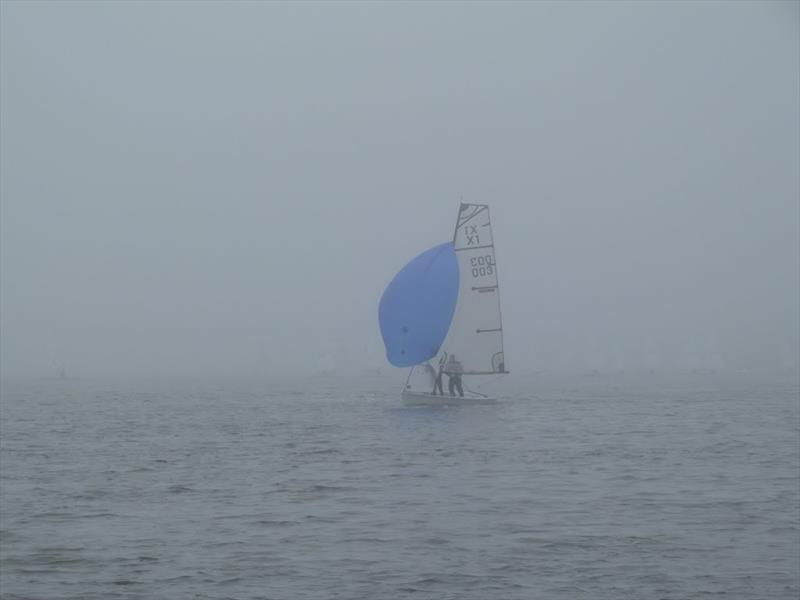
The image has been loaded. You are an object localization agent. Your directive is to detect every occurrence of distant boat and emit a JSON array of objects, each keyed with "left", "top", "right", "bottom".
[
  {"left": 42, "top": 368, "right": 72, "bottom": 381},
  {"left": 379, "top": 203, "right": 508, "bottom": 405},
  {"left": 315, "top": 353, "right": 337, "bottom": 376}
]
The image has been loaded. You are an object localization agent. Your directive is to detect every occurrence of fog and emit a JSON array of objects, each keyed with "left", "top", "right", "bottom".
[{"left": 1, "top": 1, "right": 798, "bottom": 379}]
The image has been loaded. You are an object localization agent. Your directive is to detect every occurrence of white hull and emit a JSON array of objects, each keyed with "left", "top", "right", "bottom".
[{"left": 401, "top": 390, "right": 497, "bottom": 407}]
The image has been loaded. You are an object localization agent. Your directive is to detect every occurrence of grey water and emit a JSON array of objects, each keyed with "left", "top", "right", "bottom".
[{"left": 1, "top": 372, "right": 797, "bottom": 600}]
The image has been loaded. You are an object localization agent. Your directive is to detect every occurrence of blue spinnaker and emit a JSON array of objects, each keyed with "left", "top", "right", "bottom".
[{"left": 379, "top": 242, "right": 459, "bottom": 367}]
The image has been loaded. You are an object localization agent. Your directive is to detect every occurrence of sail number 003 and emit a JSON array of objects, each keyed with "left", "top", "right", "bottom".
[{"left": 470, "top": 255, "right": 495, "bottom": 278}]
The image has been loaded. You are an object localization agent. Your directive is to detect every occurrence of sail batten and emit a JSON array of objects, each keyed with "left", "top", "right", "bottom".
[{"left": 455, "top": 244, "right": 494, "bottom": 252}]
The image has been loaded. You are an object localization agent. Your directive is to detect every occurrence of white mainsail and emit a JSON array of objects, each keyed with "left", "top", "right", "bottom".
[{"left": 438, "top": 203, "right": 506, "bottom": 374}]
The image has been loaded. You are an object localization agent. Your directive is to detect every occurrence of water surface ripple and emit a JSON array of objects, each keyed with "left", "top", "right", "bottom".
[{"left": 1, "top": 373, "right": 798, "bottom": 599}]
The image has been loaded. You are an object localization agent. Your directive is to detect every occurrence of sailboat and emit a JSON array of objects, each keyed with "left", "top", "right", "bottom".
[{"left": 379, "top": 203, "right": 508, "bottom": 406}]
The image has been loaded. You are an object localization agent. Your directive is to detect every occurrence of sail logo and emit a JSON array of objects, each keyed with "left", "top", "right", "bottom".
[{"left": 465, "top": 225, "right": 480, "bottom": 245}]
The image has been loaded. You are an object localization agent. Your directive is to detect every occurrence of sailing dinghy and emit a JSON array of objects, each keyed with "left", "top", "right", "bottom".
[{"left": 379, "top": 203, "right": 508, "bottom": 405}]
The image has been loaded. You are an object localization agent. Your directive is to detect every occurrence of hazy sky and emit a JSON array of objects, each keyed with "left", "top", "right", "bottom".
[{"left": 1, "top": 1, "right": 798, "bottom": 378}]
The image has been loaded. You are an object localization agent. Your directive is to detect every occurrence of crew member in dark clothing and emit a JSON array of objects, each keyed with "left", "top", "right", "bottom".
[{"left": 444, "top": 354, "right": 464, "bottom": 397}]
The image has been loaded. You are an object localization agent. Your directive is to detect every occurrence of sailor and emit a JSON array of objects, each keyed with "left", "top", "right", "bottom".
[
  {"left": 422, "top": 362, "right": 438, "bottom": 394},
  {"left": 431, "top": 358, "right": 445, "bottom": 395},
  {"left": 444, "top": 354, "right": 464, "bottom": 397}
]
